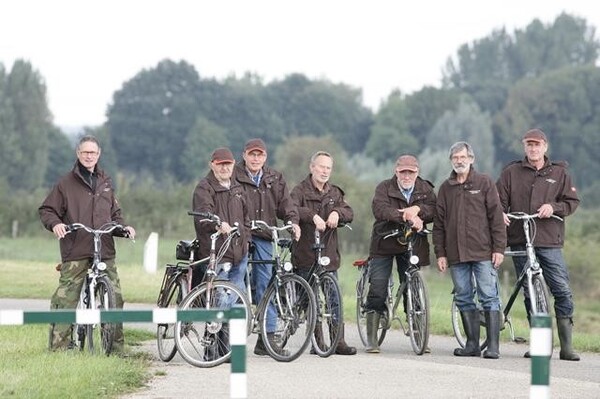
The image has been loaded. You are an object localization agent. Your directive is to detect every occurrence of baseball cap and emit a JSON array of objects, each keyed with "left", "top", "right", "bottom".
[
  {"left": 522, "top": 129, "right": 547, "bottom": 143},
  {"left": 396, "top": 155, "right": 419, "bottom": 172},
  {"left": 244, "top": 138, "right": 267, "bottom": 153},
  {"left": 211, "top": 147, "right": 235, "bottom": 164}
]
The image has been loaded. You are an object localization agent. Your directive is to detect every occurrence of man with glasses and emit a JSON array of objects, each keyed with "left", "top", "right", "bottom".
[
  {"left": 363, "top": 154, "right": 436, "bottom": 353},
  {"left": 433, "top": 142, "right": 506, "bottom": 359},
  {"left": 40, "top": 135, "right": 136, "bottom": 353},
  {"left": 234, "top": 138, "right": 300, "bottom": 356}
]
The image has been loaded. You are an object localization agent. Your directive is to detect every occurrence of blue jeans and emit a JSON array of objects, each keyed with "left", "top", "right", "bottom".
[
  {"left": 250, "top": 237, "right": 277, "bottom": 333},
  {"left": 451, "top": 260, "right": 501, "bottom": 311},
  {"left": 365, "top": 254, "right": 410, "bottom": 313},
  {"left": 511, "top": 246, "right": 574, "bottom": 318},
  {"left": 220, "top": 253, "right": 248, "bottom": 295}
]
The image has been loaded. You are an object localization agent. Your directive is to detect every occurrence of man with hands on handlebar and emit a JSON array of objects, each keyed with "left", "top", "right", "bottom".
[{"left": 39, "top": 135, "right": 135, "bottom": 353}]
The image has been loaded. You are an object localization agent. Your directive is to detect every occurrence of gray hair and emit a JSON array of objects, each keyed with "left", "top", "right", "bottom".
[
  {"left": 310, "top": 150, "right": 333, "bottom": 165},
  {"left": 448, "top": 141, "right": 474, "bottom": 159},
  {"left": 77, "top": 135, "right": 101, "bottom": 150}
]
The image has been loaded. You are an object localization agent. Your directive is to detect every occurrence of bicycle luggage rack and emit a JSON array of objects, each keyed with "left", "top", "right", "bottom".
[{"left": 1, "top": 306, "right": 248, "bottom": 399}]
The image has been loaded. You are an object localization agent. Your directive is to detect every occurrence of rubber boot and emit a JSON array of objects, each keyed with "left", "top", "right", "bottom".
[
  {"left": 310, "top": 322, "right": 324, "bottom": 355},
  {"left": 482, "top": 311, "right": 500, "bottom": 359},
  {"left": 365, "top": 312, "right": 380, "bottom": 353},
  {"left": 557, "top": 317, "right": 580, "bottom": 361},
  {"left": 454, "top": 310, "right": 481, "bottom": 357},
  {"left": 334, "top": 323, "right": 357, "bottom": 355},
  {"left": 253, "top": 334, "right": 268, "bottom": 356}
]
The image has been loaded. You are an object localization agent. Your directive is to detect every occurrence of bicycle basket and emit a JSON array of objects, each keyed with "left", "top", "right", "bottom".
[{"left": 176, "top": 239, "right": 199, "bottom": 261}]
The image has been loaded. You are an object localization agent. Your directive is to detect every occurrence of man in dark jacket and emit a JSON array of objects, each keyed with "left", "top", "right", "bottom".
[
  {"left": 291, "top": 151, "right": 356, "bottom": 355},
  {"left": 364, "top": 155, "right": 436, "bottom": 353},
  {"left": 497, "top": 128, "right": 580, "bottom": 361},
  {"left": 234, "top": 138, "right": 300, "bottom": 356},
  {"left": 39, "top": 135, "right": 136, "bottom": 352},
  {"left": 192, "top": 147, "right": 250, "bottom": 291},
  {"left": 433, "top": 141, "right": 506, "bottom": 359}
]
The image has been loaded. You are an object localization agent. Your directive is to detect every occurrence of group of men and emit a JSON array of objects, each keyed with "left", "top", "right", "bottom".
[{"left": 40, "top": 128, "right": 581, "bottom": 362}]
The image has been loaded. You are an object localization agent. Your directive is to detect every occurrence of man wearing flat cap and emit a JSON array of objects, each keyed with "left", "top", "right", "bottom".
[
  {"left": 234, "top": 138, "right": 300, "bottom": 356},
  {"left": 497, "top": 128, "right": 581, "bottom": 361},
  {"left": 363, "top": 154, "right": 436, "bottom": 353}
]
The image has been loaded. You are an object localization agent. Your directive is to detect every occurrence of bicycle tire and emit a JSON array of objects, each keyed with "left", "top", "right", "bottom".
[
  {"left": 156, "top": 275, "right": 186, "bottom": 362},
  {"left": 356, "top": 266, "right": 387, "bottom": 347},
  {"left": 451, "top": 298, "right": 489, "bottom": 350},
  {"left": 531, "top": 274, "right": 551, "bottom": 315},
  {"left": 311, "top": 273, "right": 343, "bottom": 357},
  {"left": 87, "top": 275, "right": 117, "bottom": 355},
  {"left": 407, "top": 271, "right": 429, "bottom": 355},
  {"left": 260, "top": 274, "right": 316, "bottom": 362},
  {"left": 174, "top": 281, "right": 251, "bottom": 368}
]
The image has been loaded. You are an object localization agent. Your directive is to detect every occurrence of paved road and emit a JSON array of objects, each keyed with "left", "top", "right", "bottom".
[{"left": 3, "top": 298, "right": 599, "bottom": 398}]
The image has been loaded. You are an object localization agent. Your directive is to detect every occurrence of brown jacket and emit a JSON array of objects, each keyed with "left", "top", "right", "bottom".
[
  {"left": 234, "top": 162, "right": 299, "bottom": 241},
  {"left": 369, "top": 176, "right": 436, "bottom": 265},
  {"left": 433, "top": 168, "right": 506, "bottom": 265},
  {"left": 39, "top": 162, "right": 126, "bottom": 262},
  {"left": 290, "top": 175, "right": 353, "bottom": 271},
  {"left": 192, "top": 171, "right": 250, "bottom": 264},
  {"left": 496, "top": 157, "right": 579, "bottom": 247}
]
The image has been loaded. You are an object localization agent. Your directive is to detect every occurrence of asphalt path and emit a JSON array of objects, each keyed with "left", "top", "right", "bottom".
[{"left": 2, "top": 298, "right": 599, "bottom": 398}]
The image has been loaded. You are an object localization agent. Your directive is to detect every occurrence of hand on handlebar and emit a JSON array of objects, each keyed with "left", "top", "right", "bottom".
[
  {"left": 291, "top": 223, "right": 301, "bottom": 241},
  {"left": 217, "top": 221, "right": 234, "bottom": 235},
  {"left": 52, "top": 223, "right": 68, "bottom": 239},
  {"left": 313, "top": 214, "right": 327, "bottom": 232},
  {"left": 537, "top": 204, "right": 554, "bottom": 219},
  {"left": 325, "top": 211, "right": 339, "bottom": 229}
]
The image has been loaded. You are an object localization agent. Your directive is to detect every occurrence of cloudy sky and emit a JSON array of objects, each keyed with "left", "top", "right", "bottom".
[{"left": 2, "top": 0, "right": 599, "bottom": 127}]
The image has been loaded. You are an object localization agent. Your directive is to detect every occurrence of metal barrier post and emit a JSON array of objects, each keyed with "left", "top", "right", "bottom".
[
  {"left": 0, "top": 307, "right": 247, "bottom": 399},
  {"left": 530, "top": 313, "right": 552, "bottom": 399}
]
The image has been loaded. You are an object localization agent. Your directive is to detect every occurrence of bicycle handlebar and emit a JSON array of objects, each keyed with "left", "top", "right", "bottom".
[
  {"left": 506, "top": 212, "right": 563, "bottom": 222},
  {"left": 188, "top": 211, "right": 222, "bottom": 226},
  {"left": 66, "top": 222, "right": 130, "bottom": 237},
  {"left": 251, "top": 220, "right": 294, "bottom": 232}
]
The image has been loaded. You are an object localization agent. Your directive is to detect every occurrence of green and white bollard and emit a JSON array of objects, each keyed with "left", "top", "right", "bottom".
[{"left": 530, "top": 313, "right": 552, "bottom": 399}]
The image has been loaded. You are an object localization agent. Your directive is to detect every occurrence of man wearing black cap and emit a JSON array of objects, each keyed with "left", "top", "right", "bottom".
[
  {"left": 497, "top": 129, "right": 581, "bottom": 361},
  {"left": 364, "top": 154, "right": 436, "bottom": 353},
  {"left": 234, "top": 138, "right": 300, "bottom": 356}
]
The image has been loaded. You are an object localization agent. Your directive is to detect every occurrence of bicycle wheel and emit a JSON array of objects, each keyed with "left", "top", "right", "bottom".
[
  {"left": 174, "top": 281, "right": 251, "bottom": 368},
  {"left": 356, "top": 266, "right": 387, "bottom": 347},
  {"left": 406, "top": 271, "right": 429, "bottom": 355},
  {"left": 311, "top": 273, "right": 342, "bottom": 357},
  {"left": 87, "top": 276, "right": 116, "bottom": 355},
  {"left": 260, "top": 274, "right": 316, "bottom": 362},
  {"left": 530, "top": 274, "right": 551, "bottom": 315},
  {"left": 156, "top": 275, "right": 186, "bottom": 362}
]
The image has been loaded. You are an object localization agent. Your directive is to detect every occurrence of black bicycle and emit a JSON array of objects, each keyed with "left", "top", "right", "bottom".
[
  {"left": 354, "top": 223, "right": 430, "bottom": 355},
  {"left": 452, "top": 212, "right": 555, "bottom": 349}
]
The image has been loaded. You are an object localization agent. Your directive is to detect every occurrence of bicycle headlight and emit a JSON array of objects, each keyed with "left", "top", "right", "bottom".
[
  {"left": 97, "top": 262, "right": 107, "bottom": 271},
  {"left": 283, "top": 262, "right": 293, "bottom": 272},
  {"left": 409, "top": 255, "right": 419, "bottom": 265},
  {"left": 221, "top": 262, "right": 232, "bottom": 273},
  {"left": 320, "top": 256, "right": 331, "bottom": 266}
]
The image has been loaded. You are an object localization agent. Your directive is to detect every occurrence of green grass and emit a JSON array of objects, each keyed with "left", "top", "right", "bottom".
[{"left": 1, "top": 237, "right": 598, "bottom": 397}]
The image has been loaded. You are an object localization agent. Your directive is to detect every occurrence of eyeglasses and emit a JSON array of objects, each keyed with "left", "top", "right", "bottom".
[{"left": 79, "top": 151, "right": 99, "bottom": 157}]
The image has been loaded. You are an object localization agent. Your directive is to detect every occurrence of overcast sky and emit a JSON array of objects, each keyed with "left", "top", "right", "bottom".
[{"left": 2, "top": 0, "right": 599, "bottom": 127}]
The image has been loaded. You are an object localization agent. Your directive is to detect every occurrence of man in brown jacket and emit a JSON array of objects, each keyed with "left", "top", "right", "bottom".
[
  {"left": 364, "top": 154, "right": 436, "bottom": 353},
  {"left": 234, "top": 138, "right": 300, "bottom": 356},
  {"left": 39, "top": 135, "right": 136, "bottom": 353},
  {"left": 497, "top": 128, "right": 580, "bottom": 361},
  {"left": 291, "top": 151, "right": 356, "bottom": 355},
  {"left": 433, "top": 141, "right": 506, "bottom": 359}
]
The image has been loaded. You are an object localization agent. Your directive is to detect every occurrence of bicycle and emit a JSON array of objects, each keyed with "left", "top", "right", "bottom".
[
  {"left": 302, "top": 228, "right": 345, "bottom": 357},
  {"left": 155, "top": 237, "right": 210, "bottom": 362},
  {"left": 173, "top": 211, "right": 251, "bottom": 368},
  {"left": 247, "top": 220, "right": 317, "bottom": 362},
  {"left": 65, "top": 222, "right": 131, "bottom": 355},
  {"left": 354, "top": 223, "right": 430, "bottom": 355},
  {"left": 451, "top": 212, "right": 555, "bottom": 349}
]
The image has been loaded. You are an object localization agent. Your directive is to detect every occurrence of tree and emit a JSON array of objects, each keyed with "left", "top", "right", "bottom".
[{"left": 44, "top": 127, "right": 74, "bottom": 187}]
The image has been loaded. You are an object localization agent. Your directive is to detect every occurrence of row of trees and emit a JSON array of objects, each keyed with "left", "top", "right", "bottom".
[{"left": 1, "top": 12, "right": 600, "bottom": 243}]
